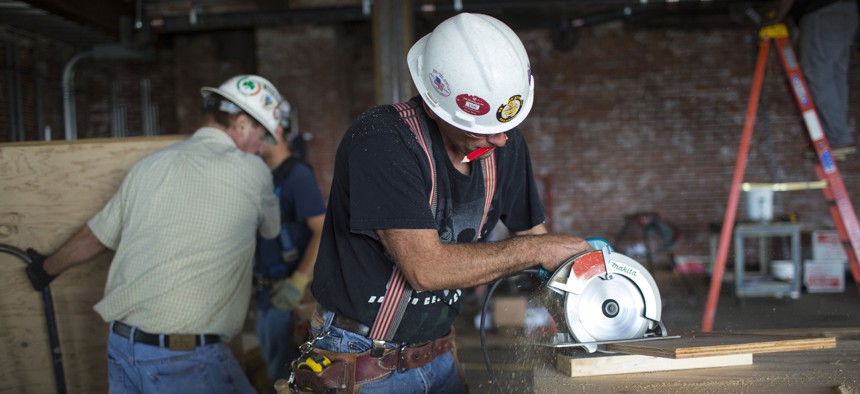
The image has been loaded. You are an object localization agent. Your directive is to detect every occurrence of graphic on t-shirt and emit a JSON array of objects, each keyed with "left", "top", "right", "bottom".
[{"left": 366, "top": 289, "right": 461, "bottom": 306}]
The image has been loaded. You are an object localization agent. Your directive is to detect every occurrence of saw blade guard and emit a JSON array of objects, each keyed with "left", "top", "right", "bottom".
[{"left": 545, "top": 248, "right": 663, "bottom": 352}]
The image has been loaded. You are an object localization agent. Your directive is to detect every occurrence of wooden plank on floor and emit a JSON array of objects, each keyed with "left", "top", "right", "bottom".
[
  {"left": 605, "top": 333, "right": 837, "bottom": 359},
  {"left": 556, "top": 352, "right": 753, "bottom": 377}
]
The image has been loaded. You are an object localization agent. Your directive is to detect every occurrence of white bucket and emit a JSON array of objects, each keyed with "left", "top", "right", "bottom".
[
  {"left": 771, "top": 260, "right": 794, "bottom": 281},
  {"left": 745, "top": 189, "right": 774, "bottom": 222}
]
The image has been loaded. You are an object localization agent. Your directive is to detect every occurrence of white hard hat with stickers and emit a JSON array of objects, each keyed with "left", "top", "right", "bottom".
[
  {"left": 407, "top": 13, "right": 534, "bottom": 135},
  {"left": 278, "top": 99, "right": 292, "bottom": 131},
  {"left": 201, "top": 74, "right": 284, "bottom": 144}
]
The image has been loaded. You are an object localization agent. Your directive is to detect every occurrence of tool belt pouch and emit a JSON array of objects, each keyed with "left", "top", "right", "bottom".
[{"left": 292, "top": 348, "right": 357, "bottom": 394}]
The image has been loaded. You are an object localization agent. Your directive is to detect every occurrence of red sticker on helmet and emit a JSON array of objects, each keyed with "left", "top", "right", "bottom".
[
  {"left": 456, "top": 94, "right": 490, "bottom": 115},
  {"left": 496, "top": 95, "right": 523, "bottom": 123}
]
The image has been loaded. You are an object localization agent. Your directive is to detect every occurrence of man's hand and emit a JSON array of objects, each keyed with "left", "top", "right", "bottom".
[
  {"left": 271, "top": 271, "right": 311, "bottom": 310},
  {"left": 585, "top": 237, "right": 614, "bottom": 252},
  {"left": 25, "top": 248, "right": 56, "bottom": 291}
]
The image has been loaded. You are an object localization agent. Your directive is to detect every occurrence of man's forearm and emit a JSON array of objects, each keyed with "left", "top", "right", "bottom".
[
  {"left": 295, "top": 214, "right": 325, "bottom": 279},
  {"left": 44, "top": 225, "right": 107, "bottom": 276},
  {"left": 377, "top": 227, "right": 589, "bottom": 291}
]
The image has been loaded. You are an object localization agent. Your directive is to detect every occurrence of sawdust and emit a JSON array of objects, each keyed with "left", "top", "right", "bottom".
[{"left": 836, "top": 384, "right": 860, "bottom": 394}]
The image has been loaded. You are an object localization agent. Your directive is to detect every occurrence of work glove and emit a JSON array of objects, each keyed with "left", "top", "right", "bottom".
[
  {"left": 271, "top": 271, "right": 310, "bottom": 310},
  {"left": 586, "top": 237, "right": 614, "bottom": 252},
  {"left": 25, "top": 248, "right": 56, "bottom": 291}
]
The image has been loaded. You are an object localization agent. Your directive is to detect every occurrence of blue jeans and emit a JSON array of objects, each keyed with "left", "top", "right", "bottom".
[
  {"left": 255, "top": 304, "right": 301, "bottom": 384},
  {"left": 106, "top": 323, "right": 255, "bottom": 394},
  {"left": 310, "top": 310, "right": 464, "bottom": 394}
]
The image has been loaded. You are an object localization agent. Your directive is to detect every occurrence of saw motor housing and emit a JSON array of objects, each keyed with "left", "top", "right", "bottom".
[{"left": 545, "top": 247, "right": 667, "bottom": 352}]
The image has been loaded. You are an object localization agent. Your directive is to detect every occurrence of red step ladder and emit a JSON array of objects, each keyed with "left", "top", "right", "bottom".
[{"left": 702, "top": 24, "right": 860, "bottom": 332}]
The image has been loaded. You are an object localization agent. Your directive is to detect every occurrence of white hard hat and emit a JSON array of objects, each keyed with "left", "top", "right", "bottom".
[
  {"left": 201, "top": 75, "right": 283, "bottom": 144},
  {"left": 407, "top": 13, "right": 534, "bottom": 135},
  {"left": 278, "top": 99, "right": 292, "bottom": 130}
]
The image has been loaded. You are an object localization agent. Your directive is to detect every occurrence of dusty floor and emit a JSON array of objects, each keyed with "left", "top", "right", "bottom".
[
  {"left": 453, "top": 268, "right": 860, "bottom": 394},
  {"left": 246, "top": 265, "right": 860, "bottom": 393}
]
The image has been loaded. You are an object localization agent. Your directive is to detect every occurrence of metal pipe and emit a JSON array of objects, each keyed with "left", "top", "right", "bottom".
[
  {"left": 0, "top": 244, "right": 66, "bottom": 394},
  {"left": 141, "top": 78, "right": 154, "bottom": 136},
  {"left": 6, "top": 41, "right": 25, "bottom": 141},
  {"left": 36, "top": 53, "right": 46, "bottom": 140},
  {"left": 62, "top": 51, "right": 93, "bottom": 140}
]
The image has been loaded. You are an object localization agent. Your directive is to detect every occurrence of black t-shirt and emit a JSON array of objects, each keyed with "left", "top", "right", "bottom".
[{"left": 312, "top": 96, "right": 545, "bottom": 343}]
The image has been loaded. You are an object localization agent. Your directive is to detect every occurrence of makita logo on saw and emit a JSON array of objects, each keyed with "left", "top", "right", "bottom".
[{"left": 610, "top": 261, "right": 638, "bottom": 277}]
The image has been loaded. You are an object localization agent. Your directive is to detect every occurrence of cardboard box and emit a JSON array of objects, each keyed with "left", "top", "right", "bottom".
[
  {"left": 674, "top": 255, "right": 708, "bottom": 274},
  {"left": 812, "top": 230, "right": 848, "bottom": 262},
  {"left": 493, "top": 296, "right": 527, "bottom": 327},
  {"left": 804, "top": 260, "right": 845, "bottom": 293}
]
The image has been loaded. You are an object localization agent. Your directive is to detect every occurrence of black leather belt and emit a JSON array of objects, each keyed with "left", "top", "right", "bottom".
[
  {"left": 111, "top": 321, "right": 220, "bottom": 351},
  {"left": 253, "top": 273, "right": 289, "bottom": 289},
  {"left": 317, "top": 304, "right": 371, "bottom": 337}
]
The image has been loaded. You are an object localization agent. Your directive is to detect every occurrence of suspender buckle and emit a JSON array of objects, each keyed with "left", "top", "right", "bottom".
[
  {"left": 397, "top": 343, "right": 409, "bottom": 372},
  {"left": 370, "top": 340, "right": 386, "bottom": 358}
]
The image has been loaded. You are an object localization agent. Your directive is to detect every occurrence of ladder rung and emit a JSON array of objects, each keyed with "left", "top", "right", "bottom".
[{"left": 742, "top": 181, "right": 828, "bottom": 192}]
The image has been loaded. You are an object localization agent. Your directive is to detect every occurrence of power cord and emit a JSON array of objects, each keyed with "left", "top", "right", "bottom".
[{"left": 479, "top": 268, "right": 540, "bottom": 394}]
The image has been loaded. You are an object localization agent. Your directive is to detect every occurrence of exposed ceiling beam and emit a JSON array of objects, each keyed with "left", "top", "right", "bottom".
[
  {"left": 0, "top": 1, "right": 116, "bottom": 47},
  {"left": 147, "top": 0, "right": 763, "bottom": 34},
  {"left": 21, "top": 0, "right": 134, "bottom": 39}
]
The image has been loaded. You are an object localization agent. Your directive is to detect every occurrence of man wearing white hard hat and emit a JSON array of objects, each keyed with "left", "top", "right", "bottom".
[
  {"left": 24, "top": 74, "right": 284, "bottom": 393},
  {"left": 298, "top": 14, "right": 590, "bottom": 393},
  {"left": 253, "top": 99, "right": 326, "bottom": 384}
]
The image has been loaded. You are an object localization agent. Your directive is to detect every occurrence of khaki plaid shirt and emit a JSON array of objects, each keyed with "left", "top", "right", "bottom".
[{"left": 90, "top": 127, "right": 279, "bottom": 340}]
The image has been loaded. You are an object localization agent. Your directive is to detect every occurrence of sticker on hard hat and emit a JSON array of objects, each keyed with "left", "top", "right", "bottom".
[
  {"left": 262, "top": 95, "right": 276, "bottom": 111},
  {"left": 456, "top": 94, "right": 490, "bottom": 115},
  {"left": 273, "top": 107, "right": 282, "bottom": 123},
  {"left": 429, "top": 69, "right": 451, "bottom": 97},
  {"left": 236, "top": 77, "right": 262, "bottom": 96},
  {"left": 496, "top": 95, "right": 523, "bottom": 123},
  {"left": 260, "top": 84, "right": 279, "bottom": 111}
]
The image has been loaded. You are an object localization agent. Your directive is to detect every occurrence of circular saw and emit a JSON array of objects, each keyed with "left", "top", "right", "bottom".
[{"left": 544, "top": 246, "right": 668, "bottom": 353}]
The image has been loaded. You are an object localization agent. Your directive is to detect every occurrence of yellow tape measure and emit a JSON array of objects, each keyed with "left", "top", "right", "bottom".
[{"left": 297, "top": 354, "right": 331, "bottom": 373}]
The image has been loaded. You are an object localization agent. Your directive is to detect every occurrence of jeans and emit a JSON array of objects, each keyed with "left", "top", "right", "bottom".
[
  {"left": 799, "top": 1, "right": 859, "bottom": 145},
  {"left": 106, "top": 323, "right": 255, "bottom": 394},
  {"left": 310, "top": 310, "right": 464, "bottom": 394},
  {"left": 256, "top": 304, "right": 301, "bottom": 384}
]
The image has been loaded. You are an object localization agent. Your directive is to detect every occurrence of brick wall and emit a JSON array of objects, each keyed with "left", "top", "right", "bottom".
[
  {"left": 256, "top": 22, "right": 376, "bottom": 188},
  {"left": 520, "top": 24, "right": 860, "bottom": 255},
  {"left": 260, "top": 21, "right": 860, "bottom": 257},
  {"left": 3, "top": 18, "right": 859, "bottom": 259}
]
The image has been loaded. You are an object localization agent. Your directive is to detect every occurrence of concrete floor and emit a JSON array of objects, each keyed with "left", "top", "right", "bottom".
[
  {"left": 453, "top": 268, "right": 860, "bottom": 394},
  {"left": 245, "top": 266, "right": 859, "bottom": 393}
]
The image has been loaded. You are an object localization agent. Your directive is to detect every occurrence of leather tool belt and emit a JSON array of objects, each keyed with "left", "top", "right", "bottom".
[{"left": 292, "top": 326, "right": 457, "bottom": 393}]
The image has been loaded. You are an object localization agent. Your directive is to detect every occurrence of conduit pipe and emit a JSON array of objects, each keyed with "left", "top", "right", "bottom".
[
  {"left": 62, "top": 51, "right": 92, "bottom": 140},
  {"left": 62, "top": 45, "right": 151, "bottom": 140}
]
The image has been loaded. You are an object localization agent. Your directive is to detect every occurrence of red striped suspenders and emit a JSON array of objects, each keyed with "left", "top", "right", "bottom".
[{"left": 368, "top": 102, "right": 496, "bottom": 350}]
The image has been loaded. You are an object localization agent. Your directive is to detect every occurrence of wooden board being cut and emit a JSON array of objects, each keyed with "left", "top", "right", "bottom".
[
  {"left": 556, "top": 333, "right": 837, "bottom": 377},
  {"left": 605, "top": 332, "right": 837, "bottom": 359},
  {"left": 557, "top": 352, "right": 753, "bottom": 377}
]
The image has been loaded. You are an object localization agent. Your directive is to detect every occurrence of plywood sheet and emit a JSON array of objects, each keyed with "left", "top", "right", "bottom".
[
  {"left": 0, "top": 136, "right": 186, "bottom": 393},
  {"left": 605, "top": 332, "right": 837, "bottom": 359},
  {"left": 557, "top": 352, "right": 753, "bottom": 377}
]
